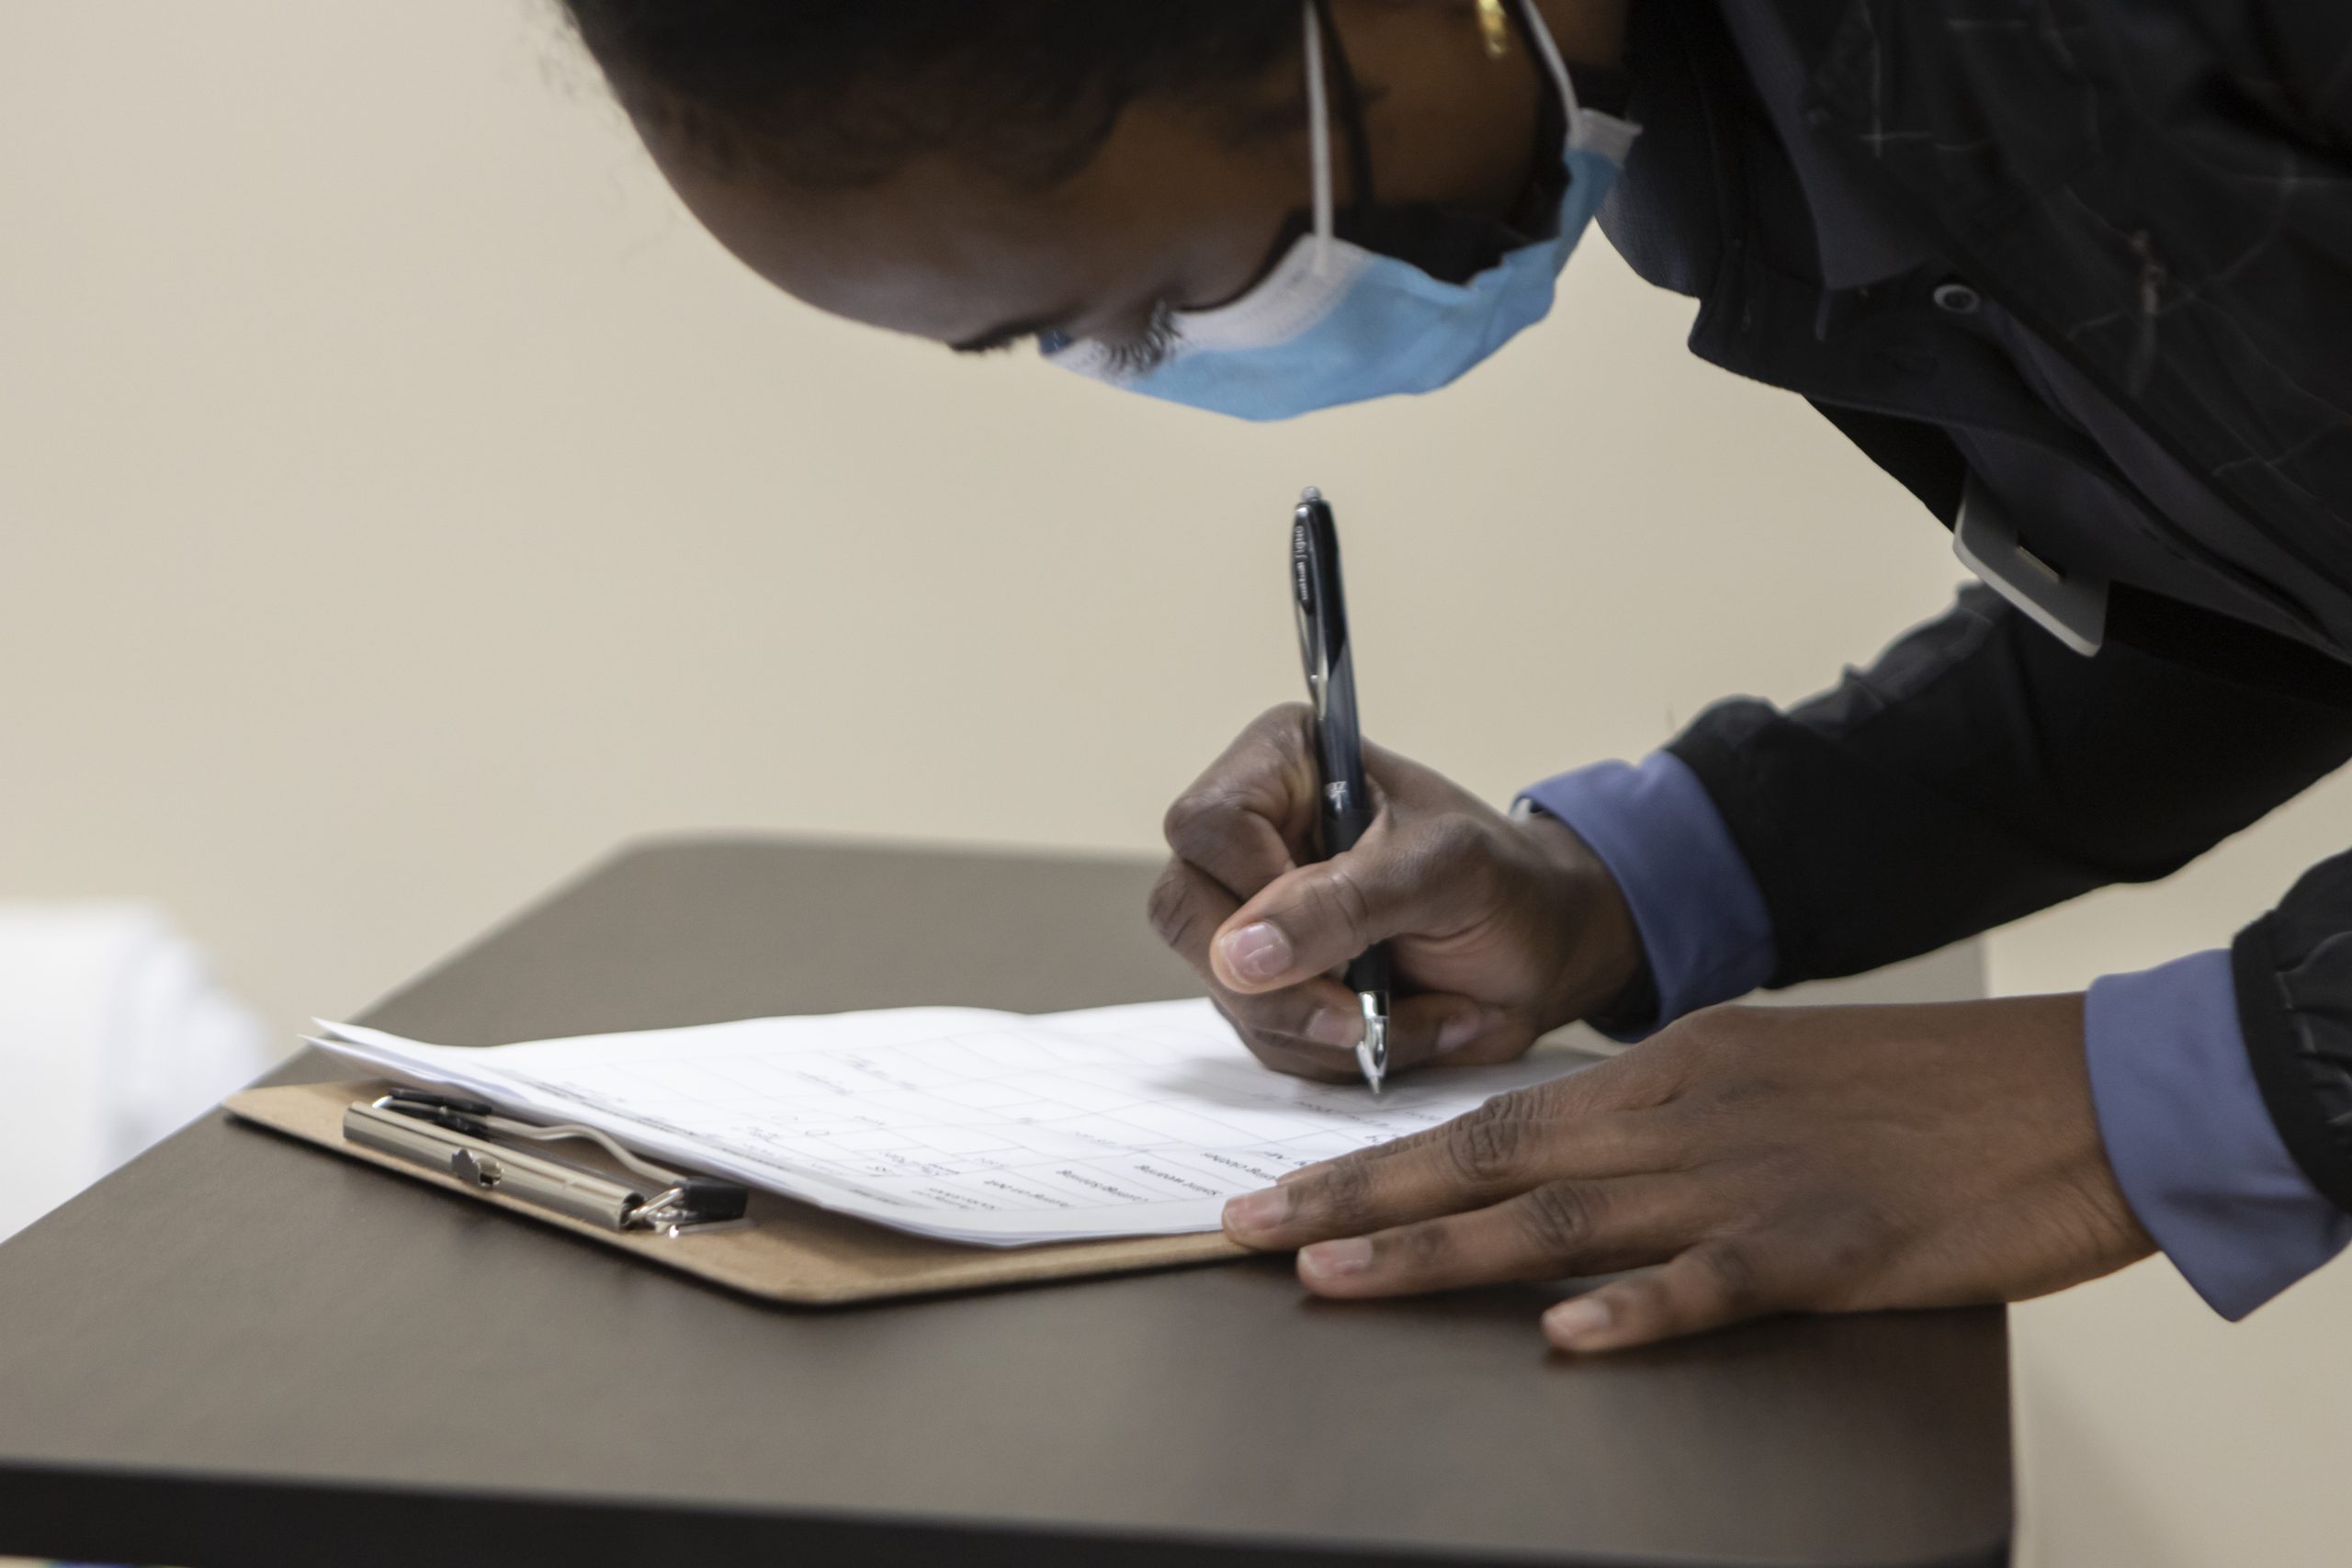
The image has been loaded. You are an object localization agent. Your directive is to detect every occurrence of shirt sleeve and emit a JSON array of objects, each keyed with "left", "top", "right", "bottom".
[
  {"left": 1517, "top": 752, "right": 1778, "bottom": 1040},
  {"left": 2087, "top": 949, "right": 2352, "bottom": 1319}
]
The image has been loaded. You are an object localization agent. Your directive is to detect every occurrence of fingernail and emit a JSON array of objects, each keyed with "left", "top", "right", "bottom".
[
  {"left": 1222, "top": 1187, "right": 1289, "bottom": 1236},
  {"left": 1545, "top": 1295, "right": 1613, "bottom": 1345},
  {"left": 1220, "top": 922, "right": 1292, "bottom": 983},
  {"left": 1436, "top": 1011, "right": 1485, "bottom": 1054},
  {"left": 1299, "top": 1236, "right": 1374, "bottom": 1280},
  {"left": 1306, "top": 1008, "right": 1358, "bottom": 1047}
]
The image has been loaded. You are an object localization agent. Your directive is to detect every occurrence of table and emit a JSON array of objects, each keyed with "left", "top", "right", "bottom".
[{"left": 0, "top": 839, "right": 2011, "bottom": 1567}]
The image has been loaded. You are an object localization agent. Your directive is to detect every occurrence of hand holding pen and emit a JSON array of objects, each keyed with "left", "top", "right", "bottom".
[{"left": 1146, "top": 488, "right": 1647, "bottom": 1087}]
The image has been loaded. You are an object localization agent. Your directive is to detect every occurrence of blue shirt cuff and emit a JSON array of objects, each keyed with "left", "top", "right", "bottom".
[
  {"left": 2086, "top": 949, "right": 2352, "bottom": 1320},
  {"left": 1518, "top": 754, "right": 1778, "bottom": 1040}
]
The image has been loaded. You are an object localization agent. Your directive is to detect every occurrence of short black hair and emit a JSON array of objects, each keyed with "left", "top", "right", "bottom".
[{"left": 560, "top": 1, "right": 1305, "bottom": 190}]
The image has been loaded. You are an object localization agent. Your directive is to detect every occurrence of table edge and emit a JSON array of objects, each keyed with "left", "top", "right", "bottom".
[{"left": 0, "top": 1455, "right": 2013, "bottom": 1568}]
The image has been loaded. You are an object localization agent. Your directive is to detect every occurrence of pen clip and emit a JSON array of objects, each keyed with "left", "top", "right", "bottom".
[{"left": 1293, "top": 488, "right": 1334, "bottom": 719}]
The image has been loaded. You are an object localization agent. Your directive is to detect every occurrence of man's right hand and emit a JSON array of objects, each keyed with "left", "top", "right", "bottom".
[{"left": 1148, "top": 705, "right": 1645, "bottom": 1082}]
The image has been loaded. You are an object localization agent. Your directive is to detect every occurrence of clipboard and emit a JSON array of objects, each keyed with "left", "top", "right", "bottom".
[{"left": 228, "top": 1079, "right": 1249, "bottom": 1305}]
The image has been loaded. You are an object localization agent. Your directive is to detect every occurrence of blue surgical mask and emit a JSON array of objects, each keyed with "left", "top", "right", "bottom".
[{"left": 1045, "top": 0, "right": 1637, "bottom": 422}]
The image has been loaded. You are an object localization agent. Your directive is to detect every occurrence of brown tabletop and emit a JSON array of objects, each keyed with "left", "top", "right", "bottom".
[{"left": 0, "top": 839, "right": 2011, "bottom": 1568}]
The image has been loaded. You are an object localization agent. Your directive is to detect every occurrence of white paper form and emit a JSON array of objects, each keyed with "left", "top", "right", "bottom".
[{"left": 310, "top": 998, "right": 1589, "bottom": 1247}]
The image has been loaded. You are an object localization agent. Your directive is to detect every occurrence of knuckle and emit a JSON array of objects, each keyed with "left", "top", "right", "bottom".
[
  {"left": 1159, "top": 794, "right": 1200, "bottom": 851},
  {"left": 1533, "top": 1061, "right": 1611, "bottom": 1118},
  {"left": 1168, "top": 706, "right": 1317, "bottom": 863},
  {"left": 1398, "top": 1220, "right": 1454, "bottom": 1272},
  {"left": 1518, "top": 1180, "right": 1598, "bottom": 1259},
  {"left": 1258, "top": 701, "right": 1316, "bottom": 750},
  {"left": 1648, "top": 1012, "right": 1747, "bottom": 1089},
  {"left": 1240, "top": 993, "right": 1318, "bottom": 1043},
  {"left": 1304, "top": 1155, "right": 1376, "bottom": 1232},
  {"left": 1161, "top": 785, "right": 1239, "bottom": 860},
  {"left": 1145, "top": 863, "right": 1194, "bottom": 947},
  {"left": 1442, "top": 1097, "right": 1532, "bottom": 1190},
  {"left": 1605, "top": 1270, "right": 1669, "bottom": 1325},
  {"left": 1316, "top": 863, "right": 1379, "bottom": 948},
  {"left": 1638, "top": 1102, "right": 1706, "bottom": 1169},
  {"left": 1218, "top": 998, "right": 1294, "bottom": 1055},
  {"left": 1693, "top": 1239, "right": 1770, "bottom": 1317},
  {"left": 1222, "top": 989, "right": 1303, "bottom": 1038},
  {"left": 1237, "top": 1025, "right": 1317, "bottom": 1077},
  {"left": 1810, "top": 1216, "right": 1885, "bottom": 1291}
]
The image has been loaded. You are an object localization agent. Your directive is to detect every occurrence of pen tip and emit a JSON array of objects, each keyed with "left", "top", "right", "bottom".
[{"left": 1300, "top": 485, "right": 1322, "bottom": 504}]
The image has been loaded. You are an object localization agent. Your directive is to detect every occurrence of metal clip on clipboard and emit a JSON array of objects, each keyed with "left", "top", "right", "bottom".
[{"left": 343, "top": 1089, "right": 751, "bottom": 1236}]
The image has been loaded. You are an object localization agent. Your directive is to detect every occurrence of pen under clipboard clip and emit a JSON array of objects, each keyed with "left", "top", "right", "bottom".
[{"left": 337, "top": 1085, "right": 751, "bottom": 1236}]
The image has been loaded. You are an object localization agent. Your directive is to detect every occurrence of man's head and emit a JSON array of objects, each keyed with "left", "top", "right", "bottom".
[{"left": 561, "top": 2, "right": 1614, "bottom": 370}]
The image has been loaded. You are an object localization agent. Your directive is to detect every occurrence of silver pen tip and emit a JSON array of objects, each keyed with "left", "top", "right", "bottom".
[
  {"left": 1356, "top": 996, "right": 1388, "bottom": 1095},
  {"left": 1300, "top": 485, "right": 1323, "bottom": 503}
]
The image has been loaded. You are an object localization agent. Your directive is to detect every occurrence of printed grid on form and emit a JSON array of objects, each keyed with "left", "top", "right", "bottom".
[{"left": 315, "top": 999, "right": 1588, "bottom": 1246}]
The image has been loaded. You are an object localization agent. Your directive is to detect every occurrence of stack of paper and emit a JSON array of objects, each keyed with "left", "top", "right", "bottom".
[{"left": 311, "top": 998, "right": 1584, "bottom": 1247}]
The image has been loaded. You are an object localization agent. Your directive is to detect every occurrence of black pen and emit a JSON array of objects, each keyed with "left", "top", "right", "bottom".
[{"left": 1290, "top": 486, "right": 1393, "bottom": 1094}]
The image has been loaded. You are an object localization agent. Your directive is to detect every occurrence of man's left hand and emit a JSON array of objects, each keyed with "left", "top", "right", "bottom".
[{"left": 1220, "top": 994, "right": 2155, "bottom": 1350}]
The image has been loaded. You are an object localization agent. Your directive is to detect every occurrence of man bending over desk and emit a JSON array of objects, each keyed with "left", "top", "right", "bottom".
[{"left": 558, "top": 0, "right": 2352, "bottom": 1348}]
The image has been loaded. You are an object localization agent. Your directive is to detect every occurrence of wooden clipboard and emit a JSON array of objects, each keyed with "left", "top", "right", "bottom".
[{"left": 228, "top": 1079, "right": 1249, "bottom": 1305}]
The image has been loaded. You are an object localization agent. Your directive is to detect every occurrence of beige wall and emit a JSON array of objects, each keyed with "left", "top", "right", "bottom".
[{"left": 4, "top": 3, "right": 2347, "bottom": 1560}]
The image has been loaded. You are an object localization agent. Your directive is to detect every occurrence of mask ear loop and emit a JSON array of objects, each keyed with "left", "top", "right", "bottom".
[
  {"left": 1301, "top": 0, "right": 1378, "bottom": 276},
  {"left": 1503, "top": 0, "right": 1584, "bottom": 131},
  {"left": 1301, "top": 2, "right": 1335, "bottom": 273}
]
